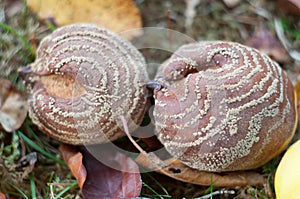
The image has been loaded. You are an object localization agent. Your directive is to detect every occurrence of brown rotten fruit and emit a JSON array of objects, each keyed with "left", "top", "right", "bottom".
[
  {"left": 150, "top": 41, "right": 297, "bottom": 172},
  {"left": 24, "top": 23, "right": 149, "bottom": 145}
]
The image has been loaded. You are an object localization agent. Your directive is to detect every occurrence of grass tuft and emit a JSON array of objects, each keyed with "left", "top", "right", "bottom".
[
  {"left": 17, "top": 131, "right": 66, "bottom": 166},
  {"left": 0, "top": 22, "right": 36, "bottom": 60},
  {"left": 4, "top": 180, "right": 29, "bottom": 199},
  {"left": 53, "top": 181, "right": 78, "bottom": 199}
]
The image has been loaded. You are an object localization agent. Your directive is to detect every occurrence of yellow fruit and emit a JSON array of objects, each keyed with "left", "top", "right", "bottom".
[{"left": 275, "top": 139, "right": 300, "bottom": 199}]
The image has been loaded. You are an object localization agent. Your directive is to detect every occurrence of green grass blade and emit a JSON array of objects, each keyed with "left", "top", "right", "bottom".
[
  {"left": 30, "top": 174, "right": 37, "bottom": 199},
  {"left": 142, "top": 182, "right": 163, "bottom": 199},
  {"left": 144, "top": 173, "right": 170, "bottom": 197},
  {"left": 45, "top": 172, "right": 56, "bottom": 199},
  {"left": 0, "top": 22, "right": 35, "bottom": 58},
  {"left": 44, "top": 20, "right": 57, "bottom": 31},
  {"left": 25, "top": 123, "right": 50, "bottom": 152},
  {"left": 5, "top": 180, "right": 29, "bottom": 199},
  {"left": 53, "top": 181, "right": 78, "bottom": 199},
  {"left": 17, "top": 131, "right": 66, "bottom": 166}
]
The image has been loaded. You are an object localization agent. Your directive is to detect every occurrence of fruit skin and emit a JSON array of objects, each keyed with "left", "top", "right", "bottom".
[
  {"left": 152, "top": 41, "right": 297, "bottom": 172},
  {"left": 275, "top": 139, "right": 300, "bottom": 199},
  {"left": 24, "top": 23, "right": 149, "bottom": 145}
]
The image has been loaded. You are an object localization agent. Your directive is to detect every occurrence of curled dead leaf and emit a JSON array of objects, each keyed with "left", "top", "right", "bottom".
[
  {"left": 59, "top": 144, "right": 87, "bottom": 189},
  {"left": 80, "top": 145, "right": 142, "bottom": 199},
  {"left": 59, "top": 144, "right": 142, "bottom": 199},
  {"left": 26, "top": 0, "right": 143, "bottom": 40},
  {"left": 0, "top": 79, "right": 28, "bottom": 132},
  {"left": 135, "top": 153, "right": 265, "bottom": 187}
]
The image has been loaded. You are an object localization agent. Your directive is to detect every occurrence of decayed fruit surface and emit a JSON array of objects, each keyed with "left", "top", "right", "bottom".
[
  {"left": 25, "top": 23, "right": 149, "bottom": 145},
  {"left": 151, "top": 41, "right": 297, "bottom": 172}
]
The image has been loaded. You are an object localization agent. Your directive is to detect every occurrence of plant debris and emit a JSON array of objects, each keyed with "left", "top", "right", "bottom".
[
  {"left": 0, "top": 78, "right": 27, "bottom": 132},
  {"left": 59, "top": 144, "right": 87, "bottom": 189},
  {"left": 136, "top": 155, "right": 265, "bottom": 187},
  {"left": 59, "top": 144, "right": 142, "bottom": 199}
]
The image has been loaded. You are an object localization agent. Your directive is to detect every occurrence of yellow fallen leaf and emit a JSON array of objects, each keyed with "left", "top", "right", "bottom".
[
  {"left": 26, "top": 0, "right": 142, "bottom": 40},
  {"left": 275, "top": 139, "right": 300, "bottom": 199}
]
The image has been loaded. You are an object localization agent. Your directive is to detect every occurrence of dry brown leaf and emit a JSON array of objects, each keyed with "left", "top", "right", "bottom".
[
  {"left": 245, "top": 25, "right": 290, "bottom": 63},
  {"left": 80, "top": 145, "right": 142, "bottom": 199},
  {"left": 135, "top": 153, "right": 265, "bottom": 187},
  {"left": 59, "top": 144, "right": 142, "bottom": 198},
  {"left": 277, "top": 0, "right": 300, "bottom": 14},
  {"left": 0, "top": 79, "right": 28, "bottom": 132},
  {"left": 26, "top": 0, "right": 142, "bottom": 40},
  {"left": 0, "top": 79, "right": 11, "bottom": 106},
  {"left": 59, "top": 144, "right": 87, "bottom": 189}
]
